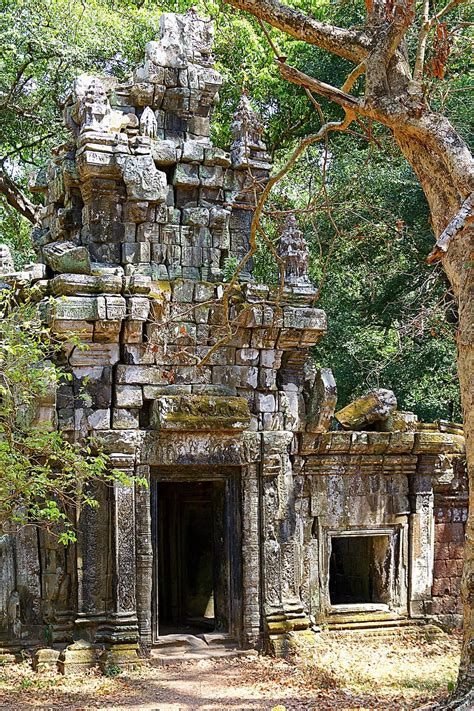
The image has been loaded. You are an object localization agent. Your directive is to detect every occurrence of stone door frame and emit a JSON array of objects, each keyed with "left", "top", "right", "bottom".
[{"left": 149, "top": 465, "right": 243, "bottom": 644}]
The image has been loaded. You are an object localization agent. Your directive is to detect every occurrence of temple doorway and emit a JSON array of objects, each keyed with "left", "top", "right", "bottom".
[{"left": 152, "top": 478, "right": 237, "bottom": 638}]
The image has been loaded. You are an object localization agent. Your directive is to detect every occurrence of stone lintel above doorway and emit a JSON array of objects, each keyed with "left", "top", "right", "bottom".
[{"left": 142, "top": 430, "right": 261, "bottom": 467}]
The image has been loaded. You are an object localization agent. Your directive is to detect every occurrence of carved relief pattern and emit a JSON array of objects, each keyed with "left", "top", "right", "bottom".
[{"left": 115, "top": 482, "right": 137, "bottom": 614}]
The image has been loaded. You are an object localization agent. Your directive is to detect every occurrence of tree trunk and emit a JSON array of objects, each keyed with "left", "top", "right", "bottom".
[{"left": 225, "top": 1, "right": 474, "bottom": 700}]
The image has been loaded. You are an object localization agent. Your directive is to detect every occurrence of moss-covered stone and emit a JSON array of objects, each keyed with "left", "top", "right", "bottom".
[
  {"left": 335, "top": 389, "right": 397, "bottom": 430},
  {"left": 150, "top": 394, "right": 251, "bottom": 431}
]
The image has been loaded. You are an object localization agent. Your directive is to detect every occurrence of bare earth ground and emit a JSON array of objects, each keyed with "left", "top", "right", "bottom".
[{"left": 0, "top": 629, "right": 462, "bottom": 710}]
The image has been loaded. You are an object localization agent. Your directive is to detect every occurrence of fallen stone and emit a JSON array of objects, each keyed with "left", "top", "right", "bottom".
[
  {"left": 335, "top": 389, "right": 397, "bottom": 430},
  {"left": 42, "top": 241, "right": 91, "bottom": 275},
  {"left": 32, "top": 647, "right": 60, "bottom": 672},
  {"left": 58, "top": 640, "right": 97, "bottom": 675}
]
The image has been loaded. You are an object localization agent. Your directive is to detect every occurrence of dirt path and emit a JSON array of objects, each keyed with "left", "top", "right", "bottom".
[{"left": 0, "top": 630, "right": 461, "bottom": 710}]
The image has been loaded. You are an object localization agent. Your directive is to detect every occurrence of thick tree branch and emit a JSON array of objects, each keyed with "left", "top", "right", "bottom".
[
  {"left": 278, "top": 62, "right": 363, "bottom": 115},
  {"left": 224, "top": 0, "right": 371, "bottom": 63},
  {"left": 0, "top": 167, "right": 40, "bottom": 224}
]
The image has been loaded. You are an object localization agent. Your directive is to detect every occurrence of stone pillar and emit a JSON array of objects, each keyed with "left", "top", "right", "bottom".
[
  {"left": 99, "top": 453, "right": 141, "bottom": 668},
  {"left": 75, "top": 483, "right": 110, "bottom": 639},
  {"left": 260, "top": 432, "right": 313, "bottom": 655},
  {"left": 241, "top": 463, "right": 261, "bottom": 647},
  {"left": 135, "top": 464, "right": 153, "bottom": 645},
  {"left": 409, "top": 457, "right": 435, "bottom": 617}
]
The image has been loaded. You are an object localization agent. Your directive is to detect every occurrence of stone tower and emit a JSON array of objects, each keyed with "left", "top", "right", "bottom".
[{"left": 0, "top": 11, "right": 466, "bottom": 668}]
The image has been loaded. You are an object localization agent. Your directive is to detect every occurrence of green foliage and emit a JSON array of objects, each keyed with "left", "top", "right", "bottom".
[
  {"left": 253, "top": 134, "right": 461, "bottom": 422},
  {"left": 310, "top": 137, "right": 461, "bottom": 422},
  {"left": 104, "top": 664, "right": 123, "bottom": 677},
  {"left": 222, "top": 255, "right": 240, "bottom": 282},
  {"left": 0, "top": 287, "right": 141, "bottom": 543}
]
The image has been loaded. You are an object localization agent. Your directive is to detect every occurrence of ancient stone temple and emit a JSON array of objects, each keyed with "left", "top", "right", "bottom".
[{"left": 0, "top": 11, "right": 468, "bottom": 669}]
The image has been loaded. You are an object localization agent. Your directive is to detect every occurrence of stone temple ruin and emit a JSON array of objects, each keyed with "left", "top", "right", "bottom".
[{"left": 0, "top": 11, "right": 468, "bottom": 670}]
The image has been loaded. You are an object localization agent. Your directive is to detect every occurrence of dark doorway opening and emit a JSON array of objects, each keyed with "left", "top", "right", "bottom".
[
  {"left": 329, "top": 535, "right": 391, "bottom": 606},
  {"left": 156, "top": 480, "right": 229, "bottom": 636}
]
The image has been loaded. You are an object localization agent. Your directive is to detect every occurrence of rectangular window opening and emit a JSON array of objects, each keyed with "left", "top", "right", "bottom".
[{"left": 329, "top": 534, "right": 391, "bottom": 607}]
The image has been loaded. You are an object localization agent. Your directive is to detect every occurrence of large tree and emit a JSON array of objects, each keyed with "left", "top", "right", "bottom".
[{"left": 225, "top": 0, "right": 474, "bottom": 703}]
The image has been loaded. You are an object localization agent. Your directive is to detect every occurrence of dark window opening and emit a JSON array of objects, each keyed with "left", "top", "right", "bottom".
[
  {"left": 329, "top": 535, "right": 391, "bottom": 606},
  {"left": 139, "top": 399, "right": 152, "bottom": 428},
  {"left": 156, "top": 480, "right": 228, "bottom": 635}
]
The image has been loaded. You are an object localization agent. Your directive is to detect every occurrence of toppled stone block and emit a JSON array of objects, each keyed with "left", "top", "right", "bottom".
[
  {"left": 32, "top": 648, "right": 60, "bottom": 673},
  {"left": 150, "top": 394, "right": 251, "bottom": 431},
  {"left": 42, "top": 241, "right": 91, "bottom": 275},
  {"left": 335, "top": 389, "right": 397, "bottom": 430},
  {"left": 58, "top": 639, "right": 97, "bottom": 675}
]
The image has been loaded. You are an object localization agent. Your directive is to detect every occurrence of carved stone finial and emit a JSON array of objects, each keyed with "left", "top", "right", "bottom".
[
  {"left": 306, "top": 368, "right": 337, "bottom": 433},
  {"left": 79, "top": 78, "right": 111, "bottom": 131},
  {"left": 231, "top": 93, "right": 264, "bottom": 150},
  {"left": 278, "top": 214, "right": 310, "bottom": 286},
  {"left": 0, "top": 244, "right": 14, "bottom": 275},
  {"left": 139, "top": 107, "right": 158, "bottom": 140}
]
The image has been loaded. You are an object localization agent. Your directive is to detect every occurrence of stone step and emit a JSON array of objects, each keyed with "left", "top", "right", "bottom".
[
  {"left": 149, "top": 647, "right": 257, "bottom": 667},
  {"left": 197, "top": 632, "right": 233, "bottom": 646},
  {"left": 328, "top": 617, "right": 419, "bottom": 631},
  {"left": 153, "top": 634, "right": 208, "bottom": 650},
  {"left": 329, "top": 622, "right": 443, "bottom": 637}
]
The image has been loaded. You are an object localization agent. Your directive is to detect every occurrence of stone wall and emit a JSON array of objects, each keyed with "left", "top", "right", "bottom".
[{"left": 432, "top": 458, "right": 468, "bottom": 626}]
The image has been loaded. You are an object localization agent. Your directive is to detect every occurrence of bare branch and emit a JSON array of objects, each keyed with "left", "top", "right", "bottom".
[
  {"left": 0, "top": 167, "right": 40, "bottom": 224},
  {"left": 414, "top": 0, "right": 465, "bottom": 81},
  {"left": 414, "top": 0, "right": 432, "bottom": 81},
  {"left": 224, "top": 0, "right": 371, "bottom": 63},
  {"left": 427, "top": 191, "right": 474, "bottom": 263},
  {"left": 429, "top": 0, "right": 465, "bottom": 25},
  {"left": 342, "top": 61, "right": 367, "bottom": 93}
]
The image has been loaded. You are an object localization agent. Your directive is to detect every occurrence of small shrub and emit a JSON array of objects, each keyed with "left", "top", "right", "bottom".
[{"left": 104, "top": 664, "right": 122, "bottom": 677}]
